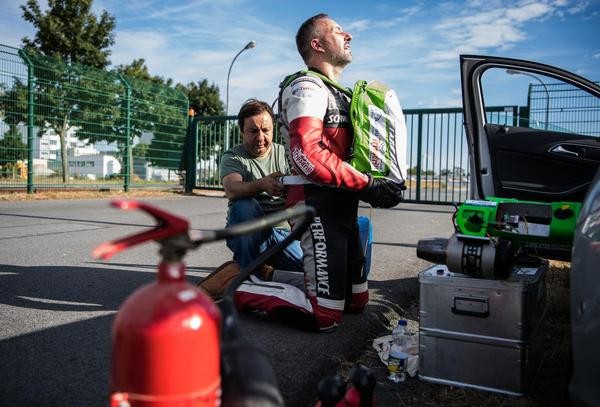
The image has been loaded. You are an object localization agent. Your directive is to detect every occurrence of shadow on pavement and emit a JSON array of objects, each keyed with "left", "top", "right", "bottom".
[
  {"left": 0, "top": 314, "right": 113, "bottom": 406},
  {"left": 0, "top": 262, "right": 421, "bottom": 407},
  {"left": 0, "top": 264, "right": 158, "bottom": 311}
]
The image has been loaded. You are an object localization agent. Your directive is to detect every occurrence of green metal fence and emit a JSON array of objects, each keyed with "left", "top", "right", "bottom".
[
  {"left": 185, "top": 106, "right": 517, "bottom": 204},
  {"left": 4, "top": 42, "right": 596, "bottom": 201},
  {"left": 0, "top": 44, "right": 188, "bottom": 192},
  {"left": 529, "top": 82, "right": 600, "bottom": 136},
  {"left": 404, "top": 107, "right": 471, "bottom": 204}
]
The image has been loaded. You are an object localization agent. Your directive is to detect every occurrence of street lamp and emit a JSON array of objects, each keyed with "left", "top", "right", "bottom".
[
  {"left": 226, "top": 41, "right": 256, "bottom": 117},
  {"left": 225, "top": 41, "right": 256, "bottom": 150},
  {"left": 506, "top": 69, "right": 550, "bottom": 130}
]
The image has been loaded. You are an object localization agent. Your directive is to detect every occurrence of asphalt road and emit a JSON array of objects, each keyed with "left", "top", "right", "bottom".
[{"left": 0, "top": 195, "right": 455, "bottom": 406}]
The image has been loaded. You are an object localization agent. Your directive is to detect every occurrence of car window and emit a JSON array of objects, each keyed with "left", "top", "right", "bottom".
[{"left": 480, "top": 67, "right": 599, "bottom": 138}]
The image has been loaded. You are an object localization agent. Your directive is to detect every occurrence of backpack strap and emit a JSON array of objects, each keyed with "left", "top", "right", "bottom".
[
  {"left": 303, "top": 70, "right": 352, "bottom": 98},
  {"left": 275, "top": 70, "right": 307, "bottom": 115},
  {"left": 276, "top": 69, "right": 352, "bottom": 112}
]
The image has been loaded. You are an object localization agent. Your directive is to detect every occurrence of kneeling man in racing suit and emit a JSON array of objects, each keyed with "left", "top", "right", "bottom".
[{"left": 233, "top": 13, "right": 404, "bottom": 332}]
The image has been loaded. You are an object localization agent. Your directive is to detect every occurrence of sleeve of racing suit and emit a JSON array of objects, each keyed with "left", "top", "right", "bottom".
[{"left": 284, "top": 76, "right": 369, "bottom": 191}]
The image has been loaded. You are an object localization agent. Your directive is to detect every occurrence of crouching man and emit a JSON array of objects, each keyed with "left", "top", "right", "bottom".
[{"left": 199, "top": 99, "right": 304, "bottom": 298}]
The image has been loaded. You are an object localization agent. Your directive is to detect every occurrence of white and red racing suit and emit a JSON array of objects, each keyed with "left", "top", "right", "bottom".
[{"left": 234, "top": 69, "right": 370, "bottom": 332}]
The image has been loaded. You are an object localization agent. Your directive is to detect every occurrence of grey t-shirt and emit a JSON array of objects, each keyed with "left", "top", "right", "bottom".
[{"left": 220, "top": 143, "right": 290, "bottom": 226}]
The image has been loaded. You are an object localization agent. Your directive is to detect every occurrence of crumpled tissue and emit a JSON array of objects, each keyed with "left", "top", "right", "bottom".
[{"left": 372, "top": 334, "right": 419, "bottom": 377}]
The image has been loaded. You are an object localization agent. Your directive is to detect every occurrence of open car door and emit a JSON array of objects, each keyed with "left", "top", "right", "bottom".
[{"left": 460, "top": 55, "right": 600, "bottom": 203}]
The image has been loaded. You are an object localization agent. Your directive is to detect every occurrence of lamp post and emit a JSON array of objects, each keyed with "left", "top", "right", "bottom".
[
  {"left": 225, "top": 41, "right": 256, "bottom": 150},
  {"left": 506, "top": 69, "right": 550, "bottom": 130}
]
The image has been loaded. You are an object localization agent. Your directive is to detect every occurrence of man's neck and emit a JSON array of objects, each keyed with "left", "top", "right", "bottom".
[{"left": 307, "top": 62, "right": 344, "bottom": 83}]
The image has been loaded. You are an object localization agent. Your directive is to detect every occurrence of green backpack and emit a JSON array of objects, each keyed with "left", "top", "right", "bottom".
[{"left": 278, "top": 70, "right": 407, "bottom": 183}]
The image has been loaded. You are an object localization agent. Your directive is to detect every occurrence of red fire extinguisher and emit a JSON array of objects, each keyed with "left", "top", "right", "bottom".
[
  {"left": 94, "top": 200, "right": 343, "bottom": 407},
  {"left": 93, "top": 200, "right": 221, "bottom": 407}
]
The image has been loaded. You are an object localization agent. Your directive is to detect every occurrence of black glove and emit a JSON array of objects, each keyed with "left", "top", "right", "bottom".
[{"left": 358, "top": 175, "right": 405, "bottom": 208}]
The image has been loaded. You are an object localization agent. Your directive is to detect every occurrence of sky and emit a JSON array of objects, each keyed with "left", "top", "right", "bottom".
[{"left": 1, "top": 0, "right": 599, "bottom": 115}]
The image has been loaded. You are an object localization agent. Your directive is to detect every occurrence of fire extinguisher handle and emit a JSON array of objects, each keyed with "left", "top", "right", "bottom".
[{"left": 92, "top": 200, "right": 190, "bottom": 260}]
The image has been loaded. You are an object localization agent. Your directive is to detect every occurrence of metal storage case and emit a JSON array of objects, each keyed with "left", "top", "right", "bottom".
[{"left": 418, "top": 261, "right": 548, "bottom": 396}]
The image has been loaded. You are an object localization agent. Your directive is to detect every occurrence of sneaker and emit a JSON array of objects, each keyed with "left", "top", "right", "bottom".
[
  {"left": 197, "top": 261, "right": 240, "bottom": 299},
  {"left": 256, "top": 264, "right": 275, "bottom": 281}
]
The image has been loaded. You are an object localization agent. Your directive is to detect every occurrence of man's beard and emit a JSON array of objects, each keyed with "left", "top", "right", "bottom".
[
  {"left": 331, "top": 50, "right": 352, "bottom": 67},
  {"left": 324, "top": 41, "right": 352, "bottom": 67}
]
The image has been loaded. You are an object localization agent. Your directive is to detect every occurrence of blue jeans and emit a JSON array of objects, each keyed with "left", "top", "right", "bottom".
[{"left": 226, "top": 198, "right": 303, "bottom": 272}]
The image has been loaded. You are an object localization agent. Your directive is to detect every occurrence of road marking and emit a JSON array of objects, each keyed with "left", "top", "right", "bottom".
[{"left": 16, "top": 296, "right": 103, "bottom": 307}]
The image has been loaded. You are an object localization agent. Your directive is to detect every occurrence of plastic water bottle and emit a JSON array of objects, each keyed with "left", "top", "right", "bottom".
[
  {"left": 392, "top": 319, "right": 410, "bottom": 348},
  {"left": 388, "top": 320, "right": 411, "bottom": 383},
  {"left": 387, "top": 344, "right": 408, "bottom": 383}
]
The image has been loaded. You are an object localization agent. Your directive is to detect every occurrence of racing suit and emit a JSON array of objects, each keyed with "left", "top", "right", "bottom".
[{"left": 234, "top": 69, "right": 369, "bottom": 331}]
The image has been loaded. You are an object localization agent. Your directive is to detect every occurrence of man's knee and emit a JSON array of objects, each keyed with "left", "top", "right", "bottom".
[{"left": 228, "top": 198, "right": 263, "bottom": 225}]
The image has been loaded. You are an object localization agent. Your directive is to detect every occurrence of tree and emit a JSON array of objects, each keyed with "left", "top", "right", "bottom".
[
  {"left": 113, "top": 59, "right": 187, "bottom": 175},
  {"left": 452, "top": 166, "right": 466, "bottom": 178},
  {"left": 21, "top": 0, "right": 116, "bottom": 69},
  {"left": 0, "top": 126, "right": 27, "bottom": 178},
  {"left": 144, "top": 79, "right": 224, "bottom": 171},
  {"left": 3, "top": 52, "right": 120, "bottom": 182},
  {"left": 18, "top": 0, "right": 117, "bottom": 182},
  {"left": 174, "top": 80, "right": 225, "bottom": 179},
  {"left": 176, "top": 80, "right": 224, "bottom": 117},
  {"left": 131, "top": 142, "right": 149, "bottom": 159},
  {"left": 440, "top": 166, "right": 466, "bottom": 178},
  {"left": 116, "top": 58, "right": 172, "bottom": 86}
]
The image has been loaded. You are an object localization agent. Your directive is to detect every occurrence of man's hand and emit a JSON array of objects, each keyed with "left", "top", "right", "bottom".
[
  {"left": 257, "top": 171, "right": 286, "bottom": 197},
  {"left": 222, "top": 171, "right": 286, "bottom": 200},
  {"left": 358, "top": 175, "right": 405, "bottom": 208}
]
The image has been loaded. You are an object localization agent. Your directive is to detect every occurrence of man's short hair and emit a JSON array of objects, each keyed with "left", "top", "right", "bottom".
[
  {"left": 296, "top": 13, "right": 329, "bottom": 63},
  {"left": 237, "top": 99, "right": 275, "bottom": 132}
]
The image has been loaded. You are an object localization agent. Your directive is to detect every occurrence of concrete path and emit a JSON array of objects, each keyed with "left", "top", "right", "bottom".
[{"left": 0, "top": 195, "right": 455, "bottom": 406}]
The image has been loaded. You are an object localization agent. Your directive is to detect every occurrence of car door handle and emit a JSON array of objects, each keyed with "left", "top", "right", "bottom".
[{"left": 550, "top": 145, "right": 579, "bottom": 157}]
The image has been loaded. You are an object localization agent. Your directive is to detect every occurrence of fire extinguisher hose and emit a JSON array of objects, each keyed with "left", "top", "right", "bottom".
[{"left": 217, "top": 205, "right": 316, "bottom": 407}]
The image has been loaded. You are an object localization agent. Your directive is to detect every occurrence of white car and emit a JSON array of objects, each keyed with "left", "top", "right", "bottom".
[{"left": 460, "top": 55, "right": 600, "bottom": 406}]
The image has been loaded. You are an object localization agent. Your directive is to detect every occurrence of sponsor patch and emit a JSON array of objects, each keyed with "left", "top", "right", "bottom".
[
  {"left": 292, "top": 146, "right": 315, "bottom": 176},
  {"left": 326, "top": 113, "right": 349, "bottom": 125},
  {"left": 368, "top": 105, "right": 388, "bottom": 172},
  {"left": 290, "top": 76, "right": 323, "bottom": 89},
  {"left": 290, "top": 77, "right": 322, "bottom": 99},
  {"left": 292, "top": 87, "right": 316, "bottom": 98}
]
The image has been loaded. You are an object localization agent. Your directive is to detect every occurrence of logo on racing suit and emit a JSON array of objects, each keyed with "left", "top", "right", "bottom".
[
  {"left": 290, "top": 76, "right": 323, "bottom": 88},
  {"left": 292, "top": 87, "right": 315, "bottom": 97},
  {"left": 326, "top": 113, "right": 349, "bottom": 125},
  {"left": 324, "top": 89, "right": 351, "bottom": 128},
  {"left": 292, "top": 146, "right": 315, "bottom": 176},
  {"left": 310, "top": 217, "right": 329, "bottom": 295},
  {"left": 290, "top": 76, "right": 323, "bottom": 98}
]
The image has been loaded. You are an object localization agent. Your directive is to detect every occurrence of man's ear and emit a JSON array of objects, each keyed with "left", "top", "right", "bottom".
[{"left": 310, "top": 38, "right": 324, "bottom": 53}]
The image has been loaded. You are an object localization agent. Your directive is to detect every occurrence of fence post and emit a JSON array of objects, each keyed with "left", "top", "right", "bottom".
[
  {"left": 18, "top": 50, "right": 35, "bottom": 193},
  {"left": 518, "top": 105, "right": 529, "bottom": 128},
  {"left": 415, "top": 112, "right": 423, "bottom": 202},
  {"left": 118, "top": 74, "right": 131, "bottom": 192},
  {"left": 184, "top": 113, "right": 198, "bottom": 193}
]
